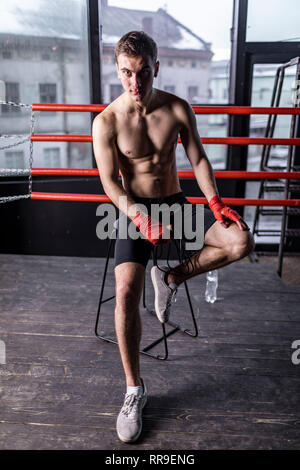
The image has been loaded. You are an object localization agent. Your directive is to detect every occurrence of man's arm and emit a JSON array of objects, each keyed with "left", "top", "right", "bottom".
[
  {"left": 92, "top": 113, "right": 139, "bottom": 219},
  {"left": 92, "top": 113, "right": 171, "bottom": 244},
  {"left": 178, "top": 101, "right": 218, "bottom": 201},
  {"left": 178, "top": 100, "right": 248, "bottom": 231}
]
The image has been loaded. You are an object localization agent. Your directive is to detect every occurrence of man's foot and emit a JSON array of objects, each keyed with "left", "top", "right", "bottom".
[
  {"left": 150, "top": 265, "right": 177, "bottom": 323},
  {"left": 116, "top": 378, "right": 147, "bottom": 443}
]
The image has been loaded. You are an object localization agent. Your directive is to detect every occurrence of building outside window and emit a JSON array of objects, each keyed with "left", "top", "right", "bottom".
[
  {"left": 2, "top": 82, "right": 20, "bottom": 113},
  {"left": 101, "top": 0, "right": 232, "bottom": 169},
  {"left": 0, "top": 0, "right": 93, "bottom": 168},
  {"left": 164, "top": 85, "right": 175, "bottom": 93},
  {"left": 110, "top": 84, "right": 123, "bottom": 102},
  {"left": 187, "top": 86, "right": 199, "bottom": 104},
  {"left": 39, "top": 83, "right": 57, "bottom": 103},
  {"left": 3, "top": 50, "right": 12, "bottom": 59},
  {"left": 4, "top": 150, "right": 24, "bottom": 169},
  {"left": 43, "top": 147, "right": 61, "bottom": 168}
]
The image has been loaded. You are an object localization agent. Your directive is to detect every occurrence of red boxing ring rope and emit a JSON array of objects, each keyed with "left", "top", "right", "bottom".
[
  {"left": 28, "top": 103, "right": 300, "bottom": 207},
  {"left": 32, "top": 104, "right": 300, "bottom": 115},
  {"left": 30, "top": 134, "right": 300, "bottom": 146},
  {"left": 31, "top": 168, "right": 300, "bottom": 180},
  {"left": 30, "top": 192, "right": 300, "bottom": 206},
  {"left": 30, "top": 104, "right": 300, "bottom": 145}
]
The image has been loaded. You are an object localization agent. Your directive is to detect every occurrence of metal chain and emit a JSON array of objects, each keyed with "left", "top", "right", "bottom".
[
  {"left": 0, "top": 134, "right": 28, "bottom": 139},
  {"left": 0, "top": 136, "right": 30, "bottom": 151},
  {"left": 0, "top": 100, "right": 34, "bottom": 202},
  {"left": 0, "top": 101, "right": 32, "bottom": 150},
  {"left": 28, "top": 110, "right": 35, "bottom": 195},
  {"left": 0, "top": 100, "right": 31, "bottom": 110},
  {"left": 0, "top": 169, "right": 30, "bottom": 177},
  {"left": 0, "top": 194, "right": 30, "bottom": 204}
]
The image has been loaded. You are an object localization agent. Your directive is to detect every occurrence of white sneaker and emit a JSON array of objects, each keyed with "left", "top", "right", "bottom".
[
  {"left": 116, "top": 378, "right": 147, "bottom": 443},
  {"left": 151, "top": 265, "right": 177, "bottom": 323}
]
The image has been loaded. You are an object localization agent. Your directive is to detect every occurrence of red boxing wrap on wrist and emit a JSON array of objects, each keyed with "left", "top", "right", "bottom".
[
  {"left": 132, "top": 212, "right": 171, "bottom": 246},
  {"left": 209, "top": 195, "right": 241, "bottom": 223}
]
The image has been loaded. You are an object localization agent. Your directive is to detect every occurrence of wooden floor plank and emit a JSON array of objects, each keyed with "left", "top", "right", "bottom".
[{"left": 0, "top": 253, "right": 300, "bottom": 449}]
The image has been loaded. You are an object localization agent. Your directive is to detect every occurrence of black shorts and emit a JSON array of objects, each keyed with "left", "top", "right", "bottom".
[{"left": 114, "top": 191, "right": 216, "bottom": 268}]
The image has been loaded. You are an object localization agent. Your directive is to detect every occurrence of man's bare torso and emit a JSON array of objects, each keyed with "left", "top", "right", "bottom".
[{"left": 102, "top": 88, "right": 182, "bottom": 198}]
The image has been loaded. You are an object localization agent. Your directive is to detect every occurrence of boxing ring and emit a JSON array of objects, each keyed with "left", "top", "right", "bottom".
[
  {"left": 1, "top": 102, "right": 300, "bottom": 269},
  {"left": 3, "top": 102, "right": 300, "bottom": 201},
  {"left": 1, "top": 102, "right": 300, "bottom": 449},
  {"left": 1, "top": 100, "right": 300, "bottom": 275}
]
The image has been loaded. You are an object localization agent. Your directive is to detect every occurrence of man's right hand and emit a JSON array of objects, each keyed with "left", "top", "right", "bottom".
[{"left": 132, "top": 212, "right": 171, "bottom": 246}]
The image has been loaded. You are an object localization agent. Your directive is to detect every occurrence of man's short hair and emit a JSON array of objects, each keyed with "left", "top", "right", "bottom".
[{"left": 115, "top": 31, "right": 158, "bottom": 64}]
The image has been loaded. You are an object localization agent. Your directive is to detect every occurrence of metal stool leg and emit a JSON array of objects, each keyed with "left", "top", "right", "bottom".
[
  {"left": 94, "top": 236, "right": 169, "bottom": 359},
  {"left": 142, "top": 241, "right": 198, "bottom": 341},
  {"left": 94, "top": 235, "right": 116, "bottom": 344},
  {"left": 95, "top": 238, "right": 198, "bottom": 360}
]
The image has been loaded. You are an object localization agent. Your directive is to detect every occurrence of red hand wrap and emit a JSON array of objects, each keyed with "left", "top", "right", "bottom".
[
  {"left": 133, "top": 212, "right": 171, "bottom": 246},
  {"left": 209, "top": 195, "right": 241, "bottom": 223}
]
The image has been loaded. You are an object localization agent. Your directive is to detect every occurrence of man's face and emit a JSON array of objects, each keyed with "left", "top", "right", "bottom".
[{"left": 116, "top": 53, "right": 159, "bottom": 103}]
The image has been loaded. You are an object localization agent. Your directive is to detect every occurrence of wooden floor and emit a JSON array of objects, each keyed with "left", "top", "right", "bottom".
[{"left": 0, "top": 253, "right": 300, "bottom": 450}]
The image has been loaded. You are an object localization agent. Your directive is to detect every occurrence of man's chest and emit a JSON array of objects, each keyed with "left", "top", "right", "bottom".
[{"left": 116, "top": 112, "right": 180, "bottom": 158}]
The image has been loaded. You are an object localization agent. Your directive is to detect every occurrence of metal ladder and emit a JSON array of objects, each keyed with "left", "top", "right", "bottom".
[{"left": 252, "top": 57, "right": 300, "bottom": 276}]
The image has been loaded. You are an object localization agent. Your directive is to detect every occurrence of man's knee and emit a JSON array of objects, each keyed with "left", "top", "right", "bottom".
[
  {"left": 227, "top": 230, "right": 255, "bottom": 260},
  {"left": 116, "top": 282, "right": 139, "bottom": 308},
  {"left": 114, "top": 262, "right": 145, "bottom": 311}
]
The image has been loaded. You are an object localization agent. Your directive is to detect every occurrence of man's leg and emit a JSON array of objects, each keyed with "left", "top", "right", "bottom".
[
  {"left": 114, "top": 261, "right": 149, "bottom": 443},
  {"left": 166, "top": 221, "right": 255, "bottom": 285},
  {"left": 114, "top": 261, "right": 145, "bottom": 387}
]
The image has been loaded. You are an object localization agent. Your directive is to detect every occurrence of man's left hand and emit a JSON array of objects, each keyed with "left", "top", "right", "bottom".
[{"left": 209, "top": 195, "right": 249, "bottom": 231}]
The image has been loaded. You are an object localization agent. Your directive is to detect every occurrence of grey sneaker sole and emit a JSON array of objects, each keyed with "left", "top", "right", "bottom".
[
  {"left": 117, "top": 395, "right": 147, "bottom": 443},
  {"left": 151, "top": 266, "right": 166, "bottom": 323},
  {"left": 151, "top": 266, "right": 174, "bottom": 323}
]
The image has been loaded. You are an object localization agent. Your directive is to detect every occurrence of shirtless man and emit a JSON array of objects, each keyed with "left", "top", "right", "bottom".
[{"left": 92, "top": 31, "right": 254, "bottom": 443}]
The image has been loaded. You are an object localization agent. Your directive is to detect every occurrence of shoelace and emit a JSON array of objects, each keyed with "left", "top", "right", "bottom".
[
  {"left": 121, "top": 393, "right": 142, "bottom": 418},
  {"left": 166, "top": 286, "right": 177, "bottom": 309}
]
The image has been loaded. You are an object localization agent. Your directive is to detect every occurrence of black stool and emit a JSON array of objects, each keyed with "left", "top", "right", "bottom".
[{"left": 94, "top": 221, "right": 198, "bottom": 360}]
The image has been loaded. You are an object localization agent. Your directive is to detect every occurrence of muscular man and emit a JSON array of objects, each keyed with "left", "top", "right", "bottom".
[{"left": 92, "top": 31, "right": 254, "bottom": 443}]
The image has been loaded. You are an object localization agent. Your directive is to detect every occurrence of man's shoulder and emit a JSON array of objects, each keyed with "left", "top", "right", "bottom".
[
  {"left": 155, "top": 88, "right": 191, "bottom": 116},
  {"left": 92, "top": 103, "right": 117, "bottom": 138},
  {"left": 93, "top": 94, "right": 127, "bottom": 129}
]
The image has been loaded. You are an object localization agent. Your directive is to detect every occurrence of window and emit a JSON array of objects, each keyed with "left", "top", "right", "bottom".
[
  {"left": 102, "top": 1, "right": 233, "bottom": 105},
  {"left": 2, "top": 82, "right": 20, "bottom": 113},
  {"left": 245, "top": 62, "right": 297, "bottom": 241},
  {"left": 5, "top": 151, "right": 24, "bottom": 169},
  {"left": 43, "top": 148, "right": 61, "bottom": 168},
  {"left": 164, "top": 86, "right": 175, "bottom": 93},
  {"left": 188, "top": 86, "right": 198, "bottom": 103},
  {"left": 102, "top": 0, "right": 233, "bottom": 169},
  {"left": 110, "top": 84, "right": 123, "bottom": 102},
  {"left": 246, "top": 0, "right": 300, "bottom": 42},
  {"left": 3, "top": 51, "right": 12, "bottom": 59},
  {"left": 259, "top": 88, "right": 270, "bottom": 101},
  {"left": 0, "top": 0, "right": 92, "bottom": 168},
  {"left": 39, "top": 83, "right": 57, "bottom": 103}
]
